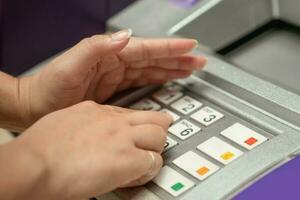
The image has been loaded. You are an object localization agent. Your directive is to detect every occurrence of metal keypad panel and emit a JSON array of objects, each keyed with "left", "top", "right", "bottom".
[{"left": 128, "top": 83, "right": 272, "bottom": 199}]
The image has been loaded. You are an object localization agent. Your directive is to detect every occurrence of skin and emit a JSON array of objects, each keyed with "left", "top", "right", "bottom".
[
  {"left": 18, "top": 30, "right": 206, "bottom": 129},
  {"left": 0, "top": 102, "right": 172, "bottom": 199},
  {"left": 0, "top": 30, "right": 206, "bottom": 199}
]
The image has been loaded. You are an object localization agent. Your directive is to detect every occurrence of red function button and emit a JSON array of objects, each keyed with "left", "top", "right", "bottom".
[{"left": 245, "top": 137, "right": 258, "bottom": 146}]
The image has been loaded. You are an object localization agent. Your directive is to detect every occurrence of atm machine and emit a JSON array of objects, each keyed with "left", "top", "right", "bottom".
[{"left": 104, "top": 0, "right": 300, "bottom": 199}]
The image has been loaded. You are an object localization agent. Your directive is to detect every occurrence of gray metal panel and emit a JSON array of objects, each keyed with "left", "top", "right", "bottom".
[
  {"left": 107, "top": 0, "right": 216, "bottom": 37},
  {"left": 279, "top": 0, "right": 300, "bottom": 26},
  {"left": 226, "top": 28, "right": 300, "bottom": 95},
  {"left": 107, "top": 76, "right": 300, "bottom": 200},
  {"left": 198, "top": 51, "right": 300, "bottom": 128},
  {"left": 173, "top": 0, "right": 274, "bottom": 50},
  {"left": 107, "top": 1, "right": 300, "bottom": 199}
]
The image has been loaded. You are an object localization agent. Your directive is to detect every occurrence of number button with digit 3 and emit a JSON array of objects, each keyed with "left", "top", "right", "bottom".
[
  {"left": 171, "top": 96, "right": 203, "bottom": 115},
  {"left": 191, "top": 107, "right": 224, "bottom": 126},
  {"left": 168, "top": 120, "right": 201, "bottom": 140}
]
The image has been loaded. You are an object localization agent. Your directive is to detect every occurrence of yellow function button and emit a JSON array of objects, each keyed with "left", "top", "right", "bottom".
[
  {"left": 197, "top": 166, "right": 210, "bottom": 176},
  {"left": 221, "top": 152, "right": 235, "bottom": 161}
]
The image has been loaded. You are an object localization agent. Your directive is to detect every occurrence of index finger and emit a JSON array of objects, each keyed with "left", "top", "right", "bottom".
[
  {"left": 126, "top": 110, "right": 173, "bottom": 130},
  {"left": 119, "top": 37, "right": 198, "bottom": 62}
]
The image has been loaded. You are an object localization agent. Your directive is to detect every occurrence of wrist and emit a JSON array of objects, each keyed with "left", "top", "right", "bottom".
[
  {"left": 17, "top": 76, "right": 36, "bottom": 129},
  {"left": 0, "top": 140, "right": 48, "bottom": 199},
  {"left": 0, "top": 137, "right": 71, "bottom": 200},
  {"left": 0, "top": 72, "right": 31, "bottom": 131}
]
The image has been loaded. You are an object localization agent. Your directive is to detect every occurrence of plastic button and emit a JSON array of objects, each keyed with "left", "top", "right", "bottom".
[{"left": 197, "top": 137, "right": 243, "bottom": 165}]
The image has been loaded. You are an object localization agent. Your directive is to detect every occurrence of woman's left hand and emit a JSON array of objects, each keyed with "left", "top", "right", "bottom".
[{"left": 19, "top": 29, "right": 206, "bottom": 127}]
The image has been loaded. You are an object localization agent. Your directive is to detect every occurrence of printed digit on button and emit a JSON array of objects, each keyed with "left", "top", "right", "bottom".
[
  {"left": 168, "top": 120, "right": 201, "bottom": 140},
  {"left": 171, "top": 96, "right": 203, "bottom": 115},
  {"left": 191, "top": 106, "right": 224, "bottom": 126},
  {"left": 164, "top": 137, "right": 178, "bottom": 152}
]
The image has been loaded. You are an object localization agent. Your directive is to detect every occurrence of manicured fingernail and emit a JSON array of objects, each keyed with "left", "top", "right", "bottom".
[
  {"left": 165, "top": 113, "right": 174, "bottom": 123},
  {"left": 196, "top": 58, "right": 207, "bottom": 70},
  {"left": 111, "top": 29, "right": 132, "bottom": 42},
  {"left": 193, "top": 40, "right": 199, "bottom": 49}
]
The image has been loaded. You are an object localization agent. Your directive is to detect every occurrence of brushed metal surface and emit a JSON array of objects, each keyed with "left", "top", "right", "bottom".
[
  {"left": 106, "top": 0, "right": 300, "bottom": 199},
  {"left": 226, "top": 28, "right": 300, "bottom": 95}
]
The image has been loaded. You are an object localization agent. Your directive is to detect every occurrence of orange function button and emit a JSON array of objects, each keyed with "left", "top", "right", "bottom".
[
  {"left": 197, "top": 166, "right": 210, "bottom": 176},
  {"left": 245, "top": 137, "right": 258, "bottom": 146},
  {"left": 172, "top": 151, "right": 219, "bottom": 180},
  {"left": 221, "top": 152, "right": 235, "bottom": 161}
]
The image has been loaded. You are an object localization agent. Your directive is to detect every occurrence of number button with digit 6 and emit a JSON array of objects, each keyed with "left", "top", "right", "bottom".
[{"left": 168, "top": 120, "right": 201, "bottom": 140}]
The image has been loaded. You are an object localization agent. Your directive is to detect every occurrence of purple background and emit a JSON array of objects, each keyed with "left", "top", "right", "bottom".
[
  {"left": 0, "top": 0, "right": 136, "bottom": 75},
  {"left": 234, "top": 156, "right": 300, "bottom": 200},
  {"left": 170, "top": 0, "right": 200, "bottom": 8}
]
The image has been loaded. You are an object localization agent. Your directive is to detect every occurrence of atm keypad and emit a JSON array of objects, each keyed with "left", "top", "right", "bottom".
[{"left": 128, "top": 84, "right": 269, "bottom": 197}]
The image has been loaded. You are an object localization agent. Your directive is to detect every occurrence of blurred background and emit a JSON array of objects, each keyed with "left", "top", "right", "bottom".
[{"left": 0, "top": 0, "right": 136, "bottom": 76}]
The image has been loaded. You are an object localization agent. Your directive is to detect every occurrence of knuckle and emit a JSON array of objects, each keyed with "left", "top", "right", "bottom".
[
  {"left": 81, "top": 35, "right": 102, "bottom": 52},
  {"left": 80, "top": 100, "right": 98, "bottom": 109},
  {"left": 100, "top": 105, "right": 115, "bottom": 112},
  {"left": 140, "top": 40, "right": 151, "bottom": 60},
  {"left": 117, "top": 142, "right": 135, "bottom": 157},
  {"left": 153, "top": 125, "right": 167, "bottom": 136},
  {"left": 151, "top": 125, "right": 167, "bottom": 147}
]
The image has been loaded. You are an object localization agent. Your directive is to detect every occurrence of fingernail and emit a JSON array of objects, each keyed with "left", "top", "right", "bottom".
[
  {"left": 193, "top": 40, "right": 199, "bottom": 49},
  {"left": 165, "top": 113, "right": 174, "bottom": 123},
  {"left": 196, "top": 58, "right": 207, "bottom": 70},
  {"left": 111, "top": 29, "right": 133, "bottom": 42}
]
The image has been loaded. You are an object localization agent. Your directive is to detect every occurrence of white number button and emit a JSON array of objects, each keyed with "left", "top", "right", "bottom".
[
  {"left": 152, "top": 86, "right": 183, "bottom": 105},
  {"left": 152, "top": 166, "right": 195, "bottom": 197},
  {"left": 173, "top": 151, "right": 219, "bottom": 180},
  {"left": 220, "top": 123, "right": 268, "bottom": 150},
  {"left": 197, "top": 137, "right": 243, "bottom": 165},
  {"left": 191, "top": 107, "right": 224, "bottom": 126},
  {"left": 171, "top": 96, "right": 203, "bottom": 115},
  {"left": 160, "top": 109, "right": 180, "bottom": 122},
  {"left": 169, "top": 120, "right": 201, "bottom": 140},
  {"left": 130, "top": 98, "right": 161, "bottom": 111},
  {"left": 164, "top": 137, "right": 178, "bottom": 152}
]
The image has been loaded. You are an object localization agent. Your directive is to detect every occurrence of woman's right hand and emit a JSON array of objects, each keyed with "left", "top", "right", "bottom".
[{"left": 3, "top": 101, "right": 172, "bottom": 200}]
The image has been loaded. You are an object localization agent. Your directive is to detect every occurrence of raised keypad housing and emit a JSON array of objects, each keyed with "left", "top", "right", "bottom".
[{"left": 129, "top": 84, "right": 270, "bottom": 198}]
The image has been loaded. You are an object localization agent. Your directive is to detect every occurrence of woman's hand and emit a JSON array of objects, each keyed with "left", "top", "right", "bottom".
[
  {"left": 0, "top": 101, "right": 172, "bottom": 200},
  {"left": 18, "top": 29, "right": 206, "bottom": 127}
]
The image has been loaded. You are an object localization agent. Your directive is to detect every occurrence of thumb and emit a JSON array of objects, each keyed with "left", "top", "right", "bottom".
[{"left": 51, "top": 29, "right": 132, "bottom": 76}]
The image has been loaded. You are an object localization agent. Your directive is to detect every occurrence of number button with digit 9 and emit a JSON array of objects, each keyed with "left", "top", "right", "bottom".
[
  {"left": 164, "top": 137, "right": 178, "bottom": 152},
  {"left": 191, "top": 107, "right": 224, "bottom": 126},
  {"left": 168, "top": 120, "right": 201, "bottom": 140},
  {"left": 171, "top": 96, "right": 203, "bottom": 115}
]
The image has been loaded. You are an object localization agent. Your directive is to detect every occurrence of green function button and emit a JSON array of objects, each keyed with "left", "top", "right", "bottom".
[{"left": 171, "top": 182, "right": 185, "bottom": 191}]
